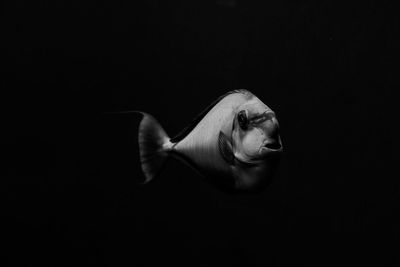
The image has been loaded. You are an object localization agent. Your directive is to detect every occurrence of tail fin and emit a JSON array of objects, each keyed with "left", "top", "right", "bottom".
[{"left": 136, "top": 112, "right": 170, "bottom": 183}]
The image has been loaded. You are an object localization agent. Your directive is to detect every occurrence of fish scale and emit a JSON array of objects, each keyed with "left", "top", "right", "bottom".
[{"left": 173, "top": 93, "right": 248, "bottom": 175}]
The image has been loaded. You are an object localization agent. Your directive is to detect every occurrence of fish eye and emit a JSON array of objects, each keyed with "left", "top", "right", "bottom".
[{"left": 237, "top": 110, "right": 248, "bottom": 129}]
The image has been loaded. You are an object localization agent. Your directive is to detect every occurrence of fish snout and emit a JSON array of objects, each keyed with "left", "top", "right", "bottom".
[{"left": 260, "top": 120, "right": 282, "bottom": 153}]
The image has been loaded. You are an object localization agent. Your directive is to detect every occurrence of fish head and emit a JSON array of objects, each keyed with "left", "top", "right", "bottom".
[
  {"left": 232, "top": 97, "right": 283, "bottom": 163},
  {"left": 230, "top": 96, "right": 283, "bottom": 191}
]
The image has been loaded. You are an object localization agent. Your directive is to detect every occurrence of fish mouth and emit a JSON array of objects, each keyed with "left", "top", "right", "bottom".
[{"left": 259, "top": 139, "right": 283, "bottom": 154}]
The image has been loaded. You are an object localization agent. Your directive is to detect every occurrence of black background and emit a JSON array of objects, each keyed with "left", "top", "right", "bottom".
[{"left": 1, "top": 1, "right": 398, "bottom": 266}]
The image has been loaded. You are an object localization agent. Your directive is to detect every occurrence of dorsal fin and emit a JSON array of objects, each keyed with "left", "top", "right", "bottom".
[{"left": 170, "top": 89, "right": 251, "bottom": 143}]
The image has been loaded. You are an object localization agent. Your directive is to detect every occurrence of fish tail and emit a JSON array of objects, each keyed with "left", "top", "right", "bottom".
[{"left": 136, "top": 112, "right": 171, "bottom": 183}]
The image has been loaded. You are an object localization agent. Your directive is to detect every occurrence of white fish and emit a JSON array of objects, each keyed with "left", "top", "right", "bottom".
[{"left": 136, "top": 89, "right": 282, "bottom": 192}]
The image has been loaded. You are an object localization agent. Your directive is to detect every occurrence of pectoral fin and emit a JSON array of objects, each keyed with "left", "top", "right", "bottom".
[{"left": 218, "top": 131, "right": 235, "bottom": 165}]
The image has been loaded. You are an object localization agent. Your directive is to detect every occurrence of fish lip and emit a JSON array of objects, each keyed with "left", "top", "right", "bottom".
[{"left": 259, "top": 146, "right": 283, "bottom": 154}]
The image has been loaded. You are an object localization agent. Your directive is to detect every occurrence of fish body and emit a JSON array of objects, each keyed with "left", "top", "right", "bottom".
[{"left": 137, "top": 89, "right": 282, "bottom": 192}]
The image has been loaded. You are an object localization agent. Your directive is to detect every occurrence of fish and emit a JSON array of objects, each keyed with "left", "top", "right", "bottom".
[{"left": 134, "top": 89, "right": 282, "bottom": 193}]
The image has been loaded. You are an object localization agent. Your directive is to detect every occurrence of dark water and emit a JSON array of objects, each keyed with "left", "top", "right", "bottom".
[{"left": 1, "top": 1, "right": 398, "bottom": 266}]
